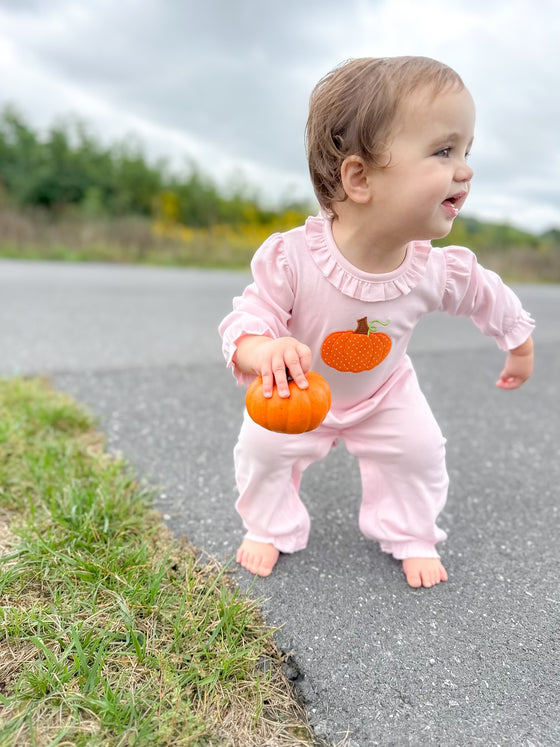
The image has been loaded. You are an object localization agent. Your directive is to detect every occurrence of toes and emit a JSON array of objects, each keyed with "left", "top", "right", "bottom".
[
  {"left": 425, "top": 564, "right": 448, "bottom": 587},
  {"left": 256, "top": 560, "right": 273, "bottom": 577},
  {"left": 251, "top": 559, "right": 273, "bottom": 576},
  {"left": 236, "top": 542, "right": 278, "bottom": 577},
  {"left": 405, "top": 570, "right": 422, "bottom": 588},
  {"left": 235, "top": 547, "right": 247, "bottom": 566},
  {"left": 237, "top": 550, "right": 262, "bottom": 575},
  {"left": 422, "top": 569, "right": 438, "bottom": 587},
  {"left": 419, "top": 569, "right": 442, "bottom": 588},
  {"left": 403, "top": 559, "right": 448, "bottom": 588},
  {"left": 236, "top": 548, "right": 253, "bottom": 573}
]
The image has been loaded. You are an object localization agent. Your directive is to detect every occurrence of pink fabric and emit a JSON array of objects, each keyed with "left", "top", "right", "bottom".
[{"left": 219, "top": 214, "right": 535, "bottom": 558}]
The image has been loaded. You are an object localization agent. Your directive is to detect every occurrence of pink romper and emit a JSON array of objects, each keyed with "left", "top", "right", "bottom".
[{"left": 219, "top": 215, "right": 535, "bottom": 560}]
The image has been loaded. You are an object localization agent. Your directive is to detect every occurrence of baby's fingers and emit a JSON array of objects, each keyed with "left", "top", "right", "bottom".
[
  {"left": 284, "top": 347, "right": 311, "bottom": 392},
  {"left": 259, "top": 338, "right": 312, "bottom": 398},
  {"left": 271, "top": 362, "right": 291, "bottom": 398},
  {"left": 260, "top": 367, "right": 276, "bottom": 398}
]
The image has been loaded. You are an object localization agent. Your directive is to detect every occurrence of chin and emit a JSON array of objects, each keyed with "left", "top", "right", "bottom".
[{"left": 430, "top": 222, "right": 455, "bottom": 241}]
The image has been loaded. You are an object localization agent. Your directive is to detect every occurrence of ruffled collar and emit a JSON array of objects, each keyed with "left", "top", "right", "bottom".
[{"left": 305, "top": 213, "right": 432, "bottom": 302}]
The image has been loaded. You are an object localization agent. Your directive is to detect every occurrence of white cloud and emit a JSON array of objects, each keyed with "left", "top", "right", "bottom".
[{"left": 0, "top": 0, "right": 559, "bottom": 230}]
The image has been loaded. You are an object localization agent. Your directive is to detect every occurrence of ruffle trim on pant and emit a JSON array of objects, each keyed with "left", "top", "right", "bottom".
[
  {"left": 379, "top": 539, "right": 444, "bottom": 560},
  {"left": 244, "top": 531, "right": 308, "bottom": 555}
]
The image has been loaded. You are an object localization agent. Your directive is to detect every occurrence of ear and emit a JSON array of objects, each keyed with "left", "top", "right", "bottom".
[{"left": 340, "top": 155, "right": 373, "bottom": 204}]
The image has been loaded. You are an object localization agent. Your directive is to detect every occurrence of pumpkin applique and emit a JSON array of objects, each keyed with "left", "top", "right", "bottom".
[
  {"left": 321, "top": 317, "right": 392, "bottom": 373},
  {"left": 246, "top": 370, "right": 332, "bottom": 433}
]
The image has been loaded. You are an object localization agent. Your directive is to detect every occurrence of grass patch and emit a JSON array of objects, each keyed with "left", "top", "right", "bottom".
[{"left": 0, "top": 378, "right": 316, "bottom": 746}]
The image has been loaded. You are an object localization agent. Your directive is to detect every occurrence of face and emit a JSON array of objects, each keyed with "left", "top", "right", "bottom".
[{"left": 366, "top": 85, "right": 475, "bottom": 245}]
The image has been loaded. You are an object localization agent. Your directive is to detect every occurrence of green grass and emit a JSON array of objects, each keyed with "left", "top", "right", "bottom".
[{"left": 0, "top": 378, "right": 315, "bottom": 746}]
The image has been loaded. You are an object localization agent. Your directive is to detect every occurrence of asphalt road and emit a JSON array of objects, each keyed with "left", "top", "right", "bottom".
[{"left": 1, "top": 259, "right": 559, "bottom": 746}]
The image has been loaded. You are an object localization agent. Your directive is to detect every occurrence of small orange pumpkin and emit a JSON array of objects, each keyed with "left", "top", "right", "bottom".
[
  {"left": 321, "top": 317, "right": 391, "bottom": 373},
  {"left": 245, "top": 370, "right": 332, "bottom": 433}
]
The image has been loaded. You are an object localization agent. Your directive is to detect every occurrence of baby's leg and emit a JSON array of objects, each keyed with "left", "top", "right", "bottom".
[
  {"left": 344, "top": 364, "right": 449, "bottom": 588},
  {"left": 233, "top": 413, "right": 335, "bottom": 575}
]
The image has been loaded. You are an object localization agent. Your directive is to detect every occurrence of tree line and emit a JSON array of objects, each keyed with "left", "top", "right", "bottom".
[
  {"left": 0, "top": 106, "right": 308, "bottom": 227},
  {"left": 1, "top": 104, "right": 558, "bottom": 260}
]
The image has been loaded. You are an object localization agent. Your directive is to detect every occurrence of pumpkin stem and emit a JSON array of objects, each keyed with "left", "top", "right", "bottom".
[
  {"left": 368, "top": 319, "right": 390, "bottom": 334},
  {"left": 354, "top": 317, "right": 370, "bottom": 335}
]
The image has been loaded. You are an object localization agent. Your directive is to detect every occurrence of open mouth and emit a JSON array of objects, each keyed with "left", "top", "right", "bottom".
[{"left": 442, "top": 192, "right": 467, "bottom": 217}]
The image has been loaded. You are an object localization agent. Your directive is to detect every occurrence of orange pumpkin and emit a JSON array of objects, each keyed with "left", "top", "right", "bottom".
[
  {"left": 245, "top": 370, "right": 332, "bottom": 433},
  {"left": 321, "top": 317, "right": 391, "bottom": 372}
]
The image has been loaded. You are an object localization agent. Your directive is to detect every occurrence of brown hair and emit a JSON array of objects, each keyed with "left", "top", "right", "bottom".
[{"left": 305, "top": 56, "right": 464, "bottom": 213}]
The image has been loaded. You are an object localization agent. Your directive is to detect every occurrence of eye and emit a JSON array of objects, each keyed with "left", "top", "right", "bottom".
[{"left": 435, "top": 147, "right": 451, "bottom": 158}]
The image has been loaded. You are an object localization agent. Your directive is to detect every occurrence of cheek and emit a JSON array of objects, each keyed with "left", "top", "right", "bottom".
[{"left": 420, "top": 170, "right": 451, "bottom": 201}]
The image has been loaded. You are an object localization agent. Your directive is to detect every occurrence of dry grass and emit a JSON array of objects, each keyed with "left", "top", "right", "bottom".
[
  {"left": 1, "top": 205, "right": 558, "bottom": 280},
  {"left": 471, "top": 247, "right": 560, "bottom": 283},
  {"left": 0, "top": 206, "right": 266, "bottom": 268}
]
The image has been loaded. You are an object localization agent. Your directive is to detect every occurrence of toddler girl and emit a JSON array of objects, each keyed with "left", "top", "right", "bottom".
[{"left": 219, "top": 56, "right": 534, "bottom": 588}]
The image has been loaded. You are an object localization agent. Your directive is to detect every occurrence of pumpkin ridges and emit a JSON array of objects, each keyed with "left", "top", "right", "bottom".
[
  {"left": 377, "top": 332, "right": 392, "bottom": 360},
  {"left": 286, "top": 387, "right": 312, "bottom": 432},
  {"left": 367, "top": 331, "right": 392, "bottom": 366},
  {"left": 245, "top": 370, "right": 331, "bottom": 433}
]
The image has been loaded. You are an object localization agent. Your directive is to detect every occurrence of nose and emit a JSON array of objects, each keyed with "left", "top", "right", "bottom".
[{"left": 456, "top": 159, "right": 474, "bottom": 183}]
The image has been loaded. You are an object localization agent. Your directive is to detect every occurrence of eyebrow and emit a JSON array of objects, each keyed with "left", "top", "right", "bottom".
[{"left": 430, "top": 132, "right": 473, "bottom": 148}]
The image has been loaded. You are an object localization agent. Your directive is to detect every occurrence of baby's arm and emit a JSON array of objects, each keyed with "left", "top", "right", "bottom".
[
  {"left": 496, "top": 336, "right": 534, "bottom": 390},
  {"left": 234, "top": 335, "right": 312, "bottom": 398}
]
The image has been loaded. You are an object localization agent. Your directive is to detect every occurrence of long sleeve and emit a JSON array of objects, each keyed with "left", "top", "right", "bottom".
[
  {"left": 439, "top": 246, "right": 535, "bottom": 350},
  {"left": 218, "top": 233, "right": 295, "bottom": 385}
]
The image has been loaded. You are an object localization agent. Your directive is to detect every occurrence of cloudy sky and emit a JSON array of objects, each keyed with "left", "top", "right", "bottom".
[{"left": 0, "top": 0, "right": 559, "bottom": 233}]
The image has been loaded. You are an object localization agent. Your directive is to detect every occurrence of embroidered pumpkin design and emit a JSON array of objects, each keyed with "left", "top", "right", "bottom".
[
  {"left": 246, "top": 370, "right": 332, "bottom": 433},
  {"left": 321, "top": 317, "right": 392, "bottom": 372}
]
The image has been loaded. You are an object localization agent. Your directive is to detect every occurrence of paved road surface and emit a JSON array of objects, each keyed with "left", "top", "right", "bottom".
[{"left": 1, "top": 259, "right": 559, "bottom": 746}]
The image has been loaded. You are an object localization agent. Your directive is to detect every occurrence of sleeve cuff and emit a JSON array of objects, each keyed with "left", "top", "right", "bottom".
[
  {"left": 494, "top": 310, "right": 535, "bottom": 351},
  {"left": 222, "top": 326, "right": 274, "bottom": 386}
]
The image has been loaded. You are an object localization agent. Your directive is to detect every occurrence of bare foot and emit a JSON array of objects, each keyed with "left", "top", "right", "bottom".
[
  {"left": 236, "top": 538, "right": 280, "bottom": 577},
  {"left": 402, "top": 557, "right": 448, "bottom": 588}
]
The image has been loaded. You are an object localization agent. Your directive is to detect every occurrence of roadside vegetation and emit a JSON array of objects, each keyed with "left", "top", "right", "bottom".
[
  {"left": 0, "top": 378, "right": 316, "bottom": 746},
  {"left": 1, "top": 105, "right": 559, "bottom": 280}
]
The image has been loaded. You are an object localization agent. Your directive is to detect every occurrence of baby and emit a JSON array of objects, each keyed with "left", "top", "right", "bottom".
[{"left": 219, "top": 56, "right": 534, "bottom": 588}]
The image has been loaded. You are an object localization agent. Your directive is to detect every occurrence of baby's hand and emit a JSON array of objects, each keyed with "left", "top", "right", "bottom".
[
  {"left": 255, "top": 337, "right": 312, "bottom": 397},
  {"left": 496, "top": 337, "right": 534, "bottom": 390},
  {"left": 235, "top": 335, "right": 312, "bottom": 398}
]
